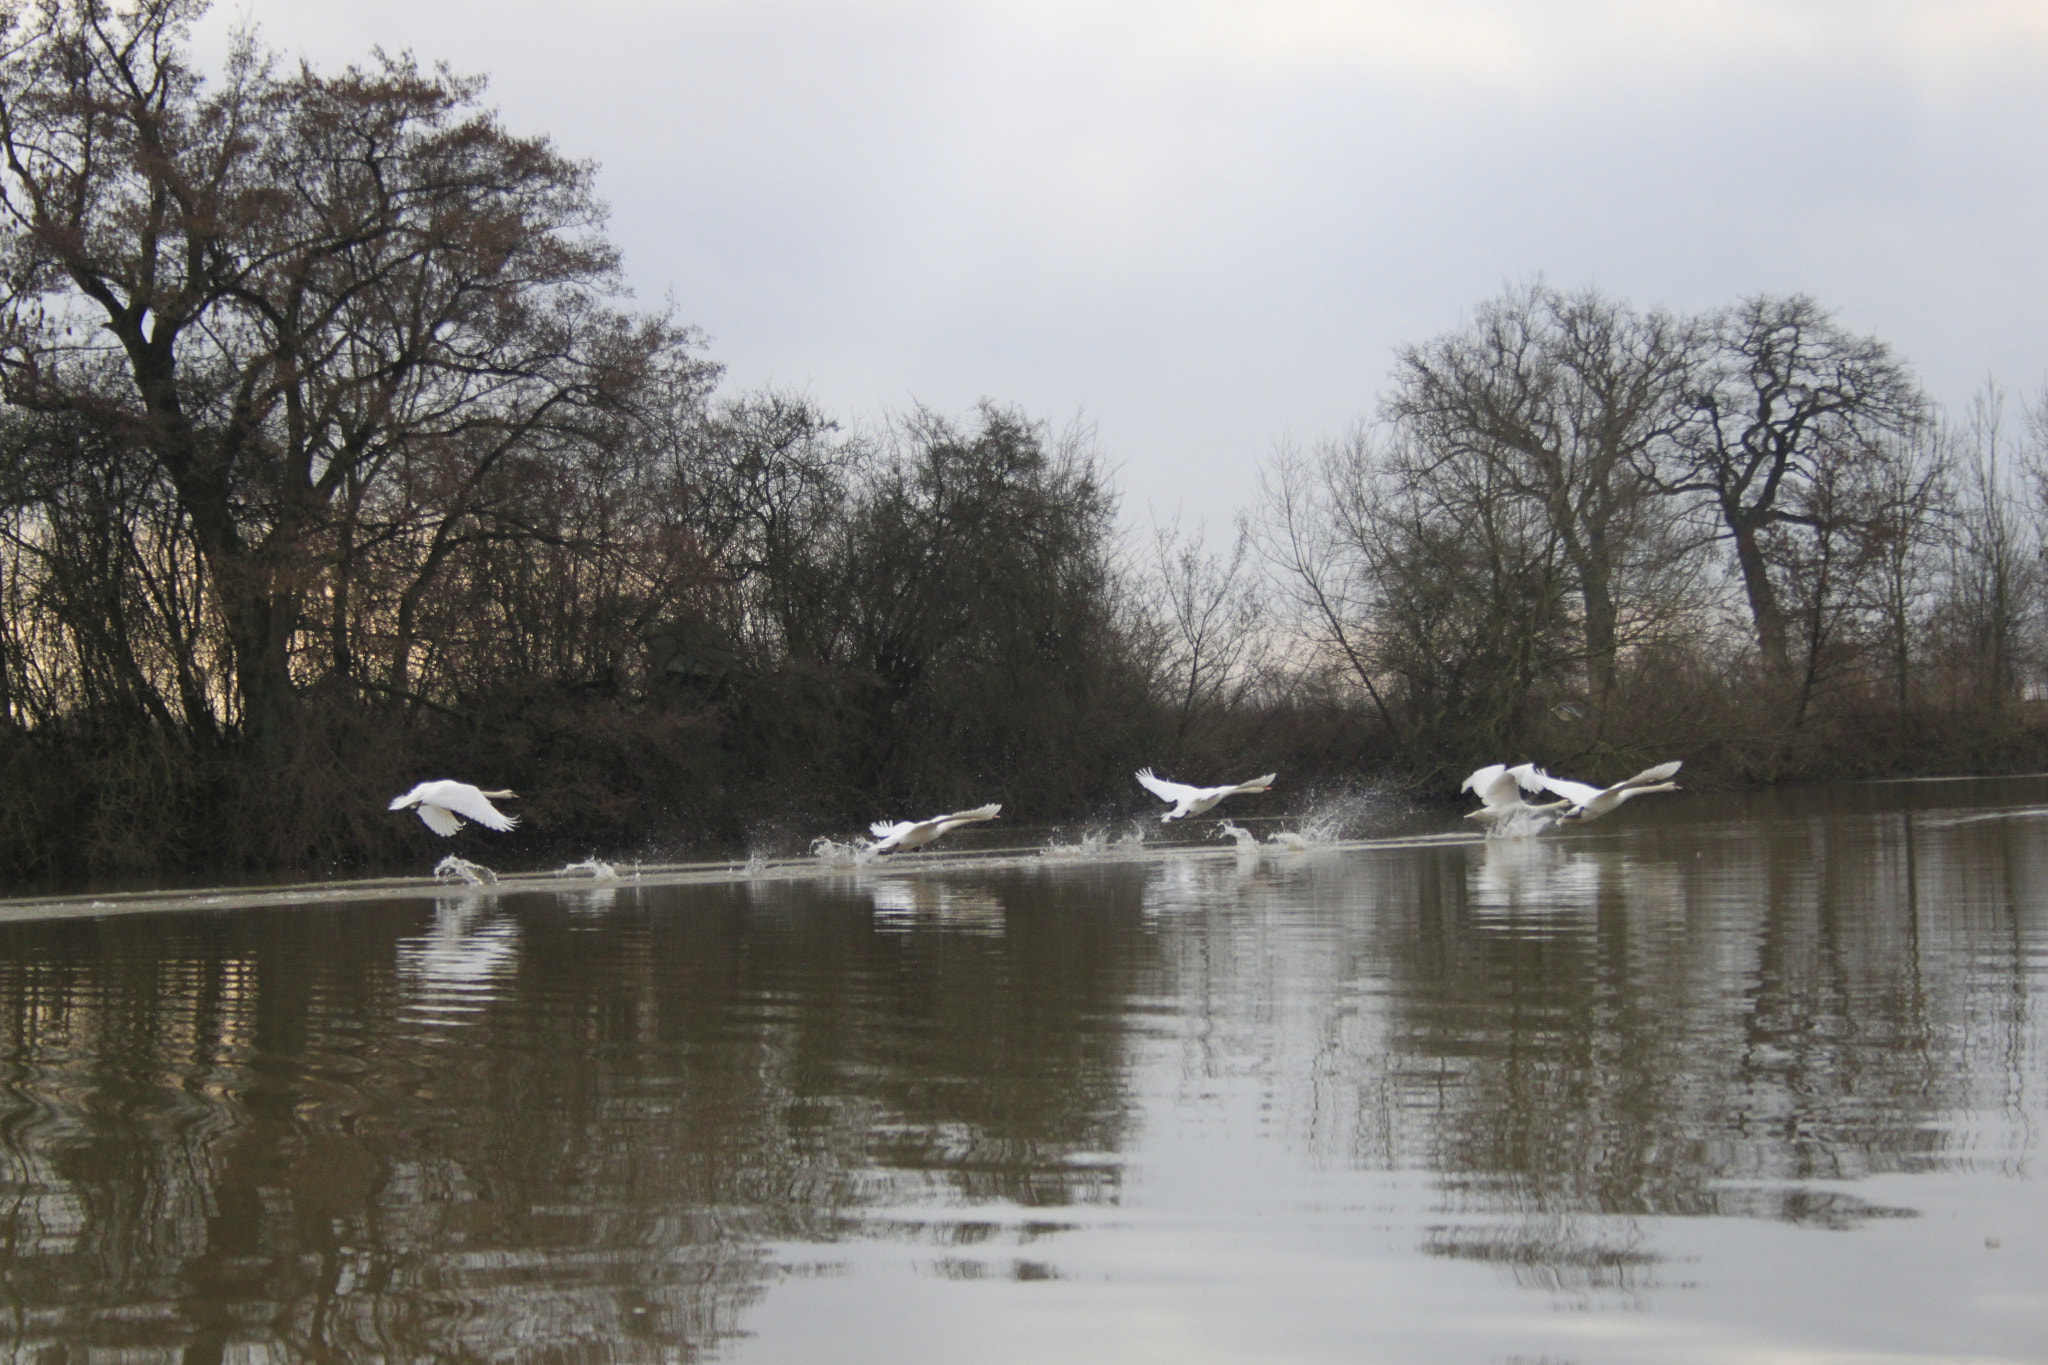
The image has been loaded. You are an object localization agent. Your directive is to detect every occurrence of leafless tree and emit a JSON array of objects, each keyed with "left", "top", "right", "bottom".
[
  {"left": 1930, "top": 382, "right": 2042, "bottom": 708},
  {"left": 1659, "top": 295, "right": 1926, "bottom": 680},
  {"left": 1255, "top": 423, "right": 1577, "bottom": 762},
  {"left": 1140, "top": 512, "right": 1265, "bottom": 750},
  {"left": 1385, "top": 284, "right": 1701, "bottom": 720},
  {"left": 0, "top": 0, "right": 707, "bottom": 753}
]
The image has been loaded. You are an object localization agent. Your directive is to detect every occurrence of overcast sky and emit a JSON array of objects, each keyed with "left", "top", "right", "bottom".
[{"left": 194, "top": 0, "right": 2048, "bottom": 536}]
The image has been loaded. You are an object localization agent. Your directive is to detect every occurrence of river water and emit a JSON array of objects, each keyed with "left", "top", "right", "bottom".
[{"left": 2, "top": 777, "right": 2044, "bottom": 1363}]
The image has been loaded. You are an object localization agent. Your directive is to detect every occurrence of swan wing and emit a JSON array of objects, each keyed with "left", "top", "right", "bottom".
[
  {"left": 1616, "top": 760, "right": 1683, "bottom": 790},
  {"left": 435, "top": 784, "right": 520, "bottom": 832},
  {"left": 417, "top": 803, "right": 466, "bottom": 837},
  {"left": 1529, "top": 769, "right": 1602, "bottom": 806},
  {"left": 1465, "top": 765, "right": 1528, "bottom": 810},
  {"left": 1136, "top": 768, "right": 1201, "bottom": 803},
  {"left": 1461, "top": 764, "right": 1506, "bottom": 798},
  {"left": 389, "top": 782, "right": 435, "bottom": 812},
  {"left": 932, "top": 804, "right": 1002, "bottom": 831},
  {"left": 867, "top": 821, "right": 915, "bottom": 852}
]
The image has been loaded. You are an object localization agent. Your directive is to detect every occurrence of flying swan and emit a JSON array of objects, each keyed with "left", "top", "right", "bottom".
[
  {"left": 868, "top": 804, "right": 1002, "bottom": 854},
  {"left": 1136, "top": 768, "right": 1276, "bottom": 822},
  {"left": 1526, "top": 761, "right": 1683, "bottom": 823},
  {"left": 1460, "top": 762, "right": 1560, "bottom": 831},
  {"left": 390, "top": 781, "right": 521, "bottom": 837}
]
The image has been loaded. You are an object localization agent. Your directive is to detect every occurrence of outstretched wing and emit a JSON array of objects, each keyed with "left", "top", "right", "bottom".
[
  {"left": 1527, "top": 768, "right": 1601, "bottom": 807},
  {"left": 1464, "top": 765, "right": 1528, "bottom": 810},
  {"left": 1461, "top": 764, "right": 1507, "bottom": 798},
  {"left": 1135, "top": 768, "right": 1201, "bottom": 803},
  {"left": 932, "top": 803, "right": 1002, "bottom": 829},
  {"left": 870, "top": 819, "right": 911, "bottom": 840},
  {"left": 437, "top": 785, "right": 520, "bottom": 832},
  {"left": 1615, "top": 760, "right": 1683, "bottom": 790},
  {"left": 417, "top": 804, "right": 466, "bottom": 837}
]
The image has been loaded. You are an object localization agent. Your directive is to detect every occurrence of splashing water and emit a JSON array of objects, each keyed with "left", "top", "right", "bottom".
[
  {"left": 1484, "top": 806, "right": 1558, "bottom": 840},
  {"left": 558, "top": 858, "right": 621, "bottom": 881},
  {"left": 1043, "top": 829, "right": 1111, "bottom": 859},
  {"left": 1213, "top": 821, "right": 1259, "bottom": 850},
  {"left": 433, "top": 855, "right": 499, "bottom": 886},
  {"left": 1295, "top": 787, "right": 1398, "bottom": 842},
  {"left": 809, "top": 836, "right": 877, "bottom": 867}
]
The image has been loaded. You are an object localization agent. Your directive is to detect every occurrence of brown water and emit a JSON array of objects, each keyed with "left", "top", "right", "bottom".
[{"left": 2, "top": 778, "right": 2044, "bottom": 1363}]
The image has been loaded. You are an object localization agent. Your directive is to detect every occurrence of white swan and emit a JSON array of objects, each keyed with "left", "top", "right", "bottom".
[
  {"left": 390, "top": 781, "right": 520, "bottom": 836},
  {"left": 868, "top": 803, "right": 1002, "bottom": 854},
  {"left": 1136, "top": 768, "right": 1276, "bottom": 821},
  {"left": 1526, "top": 761, "right": 1683, "bottom": 823},
  {"left": 1460, "top": 763, "right": 1561, "bottom": 829}
]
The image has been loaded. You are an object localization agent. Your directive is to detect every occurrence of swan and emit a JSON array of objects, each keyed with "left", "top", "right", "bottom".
[
  {"left": 1460, "top": 763, "right": 1561, "bottom": 829},
  {"left": 391, "top": 781, "right": 520, "bottom": 836},
  {"left": 868, "top": 803, "right": 1002, "bottom": 854},
  {"left": 1525, "top": 760, "right": 1683, "bottom": 823},
  {"left": 1136, "top": 768, "right": 1276, "bottom": 821}
]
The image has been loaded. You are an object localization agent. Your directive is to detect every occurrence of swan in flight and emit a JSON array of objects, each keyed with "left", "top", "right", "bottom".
[
  {"left": 1526, "top": 760, "right": 1683, "bottom": 823},
  {"left": 1461, "top": 763, "right": 1561, "bottom": 830},
  {"left": 868, "top": 804, "right": 1002, "bottom": 854},
  {"left": 1136, "top": 768, "right": 1276, "bottom": 821},
  {"left": 390, "top": 781, "right": 520, "bottom": 836}
]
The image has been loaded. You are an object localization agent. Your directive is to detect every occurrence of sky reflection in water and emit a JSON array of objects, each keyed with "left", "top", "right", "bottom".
[{"left": 2, "top": 778, "right": 2045, "bottom": 1362}]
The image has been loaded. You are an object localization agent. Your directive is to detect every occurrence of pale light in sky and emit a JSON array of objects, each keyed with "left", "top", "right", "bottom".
[{"left": 195, "top": 0, "right": 2048, "bottom": 535}]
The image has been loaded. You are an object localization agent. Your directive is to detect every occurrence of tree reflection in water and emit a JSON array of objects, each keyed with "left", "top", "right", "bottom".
[
  {"left": 0, "top": 873, "right": 1149, "bottom": 1360},
  {"left": 1147, "top": 785, "right": 2042, "bottom": 1308},
  {"left": 1, "top": 780, "right": 2043, "bottom": 1358}
]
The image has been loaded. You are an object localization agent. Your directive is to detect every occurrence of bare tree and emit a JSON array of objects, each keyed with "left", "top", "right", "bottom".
[
  {"left": 0, "top": 1, "right": 705, "bottom": 752},
  {"left": 1255, "top": 423, "right": 1577, "bottom": 762},
  {"left": 1660, "top": 295, "right": 1926, "bottom": 679},
  {"left": 1931, "top": 382, "right": 2042, "bottom": 708},
  {"left": 1385, "top": 284, "right": 1700, "bottom": 719},
  {"left": 1141, "top": 512, "right": 1265, "bottom": 750}
]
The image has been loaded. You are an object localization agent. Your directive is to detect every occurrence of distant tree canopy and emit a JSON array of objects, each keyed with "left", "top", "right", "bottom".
[{"left": 1259, "top": 282, "right": 2045, "bottom": 783}]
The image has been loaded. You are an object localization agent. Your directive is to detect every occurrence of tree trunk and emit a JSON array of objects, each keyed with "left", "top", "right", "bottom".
[{"left": 1727, "top": 510, "right": 1790, "bottom": 676}]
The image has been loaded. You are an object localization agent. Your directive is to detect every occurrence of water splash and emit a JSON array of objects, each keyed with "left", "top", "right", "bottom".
[
  {"left": 1483, "top": 806, "right": 1558, "bottom": 840},
  {"left": 1294, "top": 787, "right": 1398, "bottom": 842},
  {"left": 1043, "top": 829, "right": 1111, "bottom": 859},
  {"left": 433, "top": 855, "right": 498, "bottom": 886},
  {"left": 1214, "top": 820, "right": 1259, "bottom": 850},
  {"left": 557, "top": 858, "right": 621, "bottom": 881},
  {"left": 810, "top": 836, "right": 877, "bottom": 867},
  {"left": 1043, "top": 821, "right": 1153, "bottom": 859}
]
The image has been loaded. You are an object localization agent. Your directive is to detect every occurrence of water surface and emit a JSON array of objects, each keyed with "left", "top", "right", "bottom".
[{"left": 3, "top": 778, "right": 2045, "bottom": 1362}]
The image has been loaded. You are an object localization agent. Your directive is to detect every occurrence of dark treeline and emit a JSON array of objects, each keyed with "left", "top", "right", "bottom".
[{"left": 2, "top": 2, "right": 2044, "bottom": 877}]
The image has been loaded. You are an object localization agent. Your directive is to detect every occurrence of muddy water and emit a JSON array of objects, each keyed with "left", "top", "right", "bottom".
[{"left": 2, "top": 778, "right": 2044, "bottom": 1362}]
